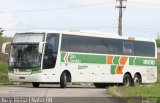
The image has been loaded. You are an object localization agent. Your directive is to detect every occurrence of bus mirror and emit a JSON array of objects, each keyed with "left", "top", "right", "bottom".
[
  {"left": 2, "top": 42, "right": 11, "bottom": 54},
  {"left": 38, "top": 42, "right": 45, "bottom": 54}
]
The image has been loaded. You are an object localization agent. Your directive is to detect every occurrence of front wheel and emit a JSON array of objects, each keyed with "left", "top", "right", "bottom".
[
  {"left": 123, "top": 74, "right": 132, "bottom": 86},
  {"left": 60, "top": 72, "right": 67, "bottom": 88},
  {"left": 32, "top": 82, "right": 40, "bottom": 88}
]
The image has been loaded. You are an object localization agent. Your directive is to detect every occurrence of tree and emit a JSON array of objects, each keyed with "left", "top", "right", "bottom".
[
  {"left": 0, "top": 28, "right": 4, "bottom": 36},
  {"left": 156, "top": 39, "right": 160, "bottom": 47}
]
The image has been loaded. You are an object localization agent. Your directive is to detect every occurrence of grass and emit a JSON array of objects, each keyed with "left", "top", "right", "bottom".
[
  {"left": 0, "top": 61, "right": 10, "bottom": 84},
  {"left": 0, "top": 36, "right": 12, "bottom": 84},
  {"left": 108, "top": 66, "right": 160, "bottom": 103},
  {"left": 108, "top": 66, "right": 160, "bottom": 97},
  {"left": 108, "top": 84, "right": 160, "bottom": 97}
]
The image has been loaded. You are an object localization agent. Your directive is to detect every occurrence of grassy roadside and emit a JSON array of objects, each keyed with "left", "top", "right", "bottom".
[
  {"left": 108, "top": 66, "right": 160, "bottom": 97},
  {"left": 0, "top": 61, "right": 10, "bottom": 84},
  {"left": 0, "top": 36, "right": 12, "bottom": 84}
]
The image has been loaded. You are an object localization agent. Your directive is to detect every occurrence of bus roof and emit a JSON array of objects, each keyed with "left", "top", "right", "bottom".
[{"left": 16, "top": 29, "right": 155, "bottom": 42}]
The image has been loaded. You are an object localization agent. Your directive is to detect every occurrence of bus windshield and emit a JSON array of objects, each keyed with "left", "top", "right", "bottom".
[
  {"left": 9, "top": 33, "right": 45, "bottom": 68},
  {"left": 9, "top": 44, "right": 41, "bottom": 68}
]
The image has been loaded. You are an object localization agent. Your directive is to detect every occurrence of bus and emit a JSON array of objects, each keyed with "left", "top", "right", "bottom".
[{"left": 2, "top": 30, "right": 157, "bottom": 88}]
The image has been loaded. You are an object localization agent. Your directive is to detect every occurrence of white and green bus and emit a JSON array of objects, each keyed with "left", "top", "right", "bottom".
[{"left": 2, "top": 30, "right": 157, "bottom": 88}]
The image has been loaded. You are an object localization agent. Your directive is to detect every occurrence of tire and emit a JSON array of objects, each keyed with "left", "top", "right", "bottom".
[
  {"left": 94, "top": 83, "right": 107, "bottom": 88},
  {"left": 123, "top": 74, "right": 132, "bottom": 86},
  {"left": 32, "top": 82, "right": 40, "bottom": 88},
  {"left": 133, "top": 74, "right": 141, "bottom": 86},
  {"left": 60, "top": 72, "right": 67, "bottom": 88}
]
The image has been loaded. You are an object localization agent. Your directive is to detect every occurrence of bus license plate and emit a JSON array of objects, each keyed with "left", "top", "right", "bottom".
[{"left": 19, "top": 77, "right": 25, "bottom": 80}]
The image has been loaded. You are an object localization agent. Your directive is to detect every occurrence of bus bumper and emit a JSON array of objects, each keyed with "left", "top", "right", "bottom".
[{"left": 8, "top": 73, "right": 59, "bottom": 83}]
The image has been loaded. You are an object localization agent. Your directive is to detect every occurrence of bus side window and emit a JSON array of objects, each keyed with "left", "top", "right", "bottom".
[
  {"left": 94, "top": 45, "right": 107, "bottom": 54},
  {"left": 107, "top": 45, "right": 113, "bottom": 53},
  {"left": 123, "top": 41, "right": 134, "bottom": 55},
  {"left": 93, "top": 38, "right": 107, "bottom": 54},
  {"left": 103, "top": 39, "right": 123, "bottom": 55},
  {"left": 143, "top": 42, "right": 155, "bottom": 57},
  {"left": 134, "top": 41, "right": 144, "bottom": 56}
]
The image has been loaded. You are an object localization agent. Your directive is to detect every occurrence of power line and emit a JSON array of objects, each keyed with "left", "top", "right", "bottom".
[
  {"left": 3, "top": 25, "right": 158, "bottom": 33},
  {"left": 2, "top": 25, "right": 118, "bottom": 32},
  {"left": 129, "top": 1, "right": 160, "bottom": 9},
  {"left": 0, "top": 1, "right": 113, "bottom": 13}
]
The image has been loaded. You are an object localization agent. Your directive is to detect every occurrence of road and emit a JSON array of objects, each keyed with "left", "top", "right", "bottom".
[{"left": 0, "top": 84, "right": 127, "bottom": 103}]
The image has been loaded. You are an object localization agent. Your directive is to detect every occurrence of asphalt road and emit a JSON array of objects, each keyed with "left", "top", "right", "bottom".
[{"left": 0, "top": 84, "right": 128, "bottom": 103}]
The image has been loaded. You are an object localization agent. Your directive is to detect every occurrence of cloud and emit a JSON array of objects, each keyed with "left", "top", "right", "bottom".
[
  {"left": 0, "top": 13, "right": 15, "bottom": 30},
  {"left": 68, "top": 0, "right": 113, "bottom": 5},
  {"left": 0, "top": 13, "right": 31, "bottom": 36},
  {"left": 0, "top": 0, "right": 159, "bottom": 38}
]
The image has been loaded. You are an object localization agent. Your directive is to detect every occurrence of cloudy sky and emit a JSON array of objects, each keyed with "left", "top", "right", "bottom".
[{"left": 0, "top": 0, "right": 160, "bottom": 38}]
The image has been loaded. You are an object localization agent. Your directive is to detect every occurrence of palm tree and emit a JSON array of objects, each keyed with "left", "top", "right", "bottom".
[{"left": 0, "top": 28, "right": 4, "bottom": 36}]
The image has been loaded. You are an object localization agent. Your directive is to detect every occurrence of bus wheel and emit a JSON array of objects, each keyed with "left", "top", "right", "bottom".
[
  {"left": 32, "top": 82, "right": 40, "bottom": 88},
  {"left": 60, "top": 72, "right": 67, "bottom": 88},
  {"left": 123, "top": 74, "right": 132, "bottom": 86},
  {"left": 133, "top": 74, "right": 141, "bottom": 86},
  {"left": 94, "top": 83, "right": 107, "bottom": 88}
]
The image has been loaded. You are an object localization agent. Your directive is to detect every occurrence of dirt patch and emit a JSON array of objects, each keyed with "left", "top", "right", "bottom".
[{"left": 0, "top": 53, "right": 8, "bottom": 63}]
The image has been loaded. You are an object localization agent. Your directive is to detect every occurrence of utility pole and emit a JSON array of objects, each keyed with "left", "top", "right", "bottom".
[{"left": 116, "top": 0, "right": 127, "bottom": 36}]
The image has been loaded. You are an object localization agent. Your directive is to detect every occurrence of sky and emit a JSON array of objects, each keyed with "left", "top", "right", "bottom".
[{"left": 0, "top": 0, "right": 160, "bottom": 38}]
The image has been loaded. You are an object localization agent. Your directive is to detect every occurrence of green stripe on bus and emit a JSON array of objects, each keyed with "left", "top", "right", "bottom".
[
  {"left": 129, "top": 57, "right": 135, "bottom": 65},
  {"left": 69, "top": 54, "right": 92, "bottom": 63},
  {"left": 93, "top": 55, "right": 106, "bottom": 64},
  {"left": 61, "top": 52, "right": 106, "bottom": 64},
  {"left": 111, "top": 65, "right": 117, "bottom": 74},
  {"left": 113, "top": 56, "right": 120, "bottom": 64},
  {"left": 61, "top": 52, "right": 65, "bottom": 62},
  {"left": 61, "top": 52, "right": 157, "bottom": 66},
  {"left": 129, "top": 57, "right": 156, "bottom": 66}
]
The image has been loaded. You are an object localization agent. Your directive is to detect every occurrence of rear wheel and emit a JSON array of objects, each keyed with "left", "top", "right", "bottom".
[
  {"left": 133, "top": 74, "right": 141, "bottom": 86},
  {"left": 94, "top": 83, "right": 107, "bottom": 88},
  {"left": 60, "top": 72, "right": 67, "bottom": 88},
  {"left": 32, "top": 82, "right": 40, "bottom": 88},
  {"left": 123, "top": 74, "right": 132, "bottom": 86}
]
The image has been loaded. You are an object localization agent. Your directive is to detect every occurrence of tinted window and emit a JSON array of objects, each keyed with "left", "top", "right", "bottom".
[
  {"left": 134, "top": 41, "right": 155, "bottom": 57},
  {"left": 61, "top": 35, "right": 93, "bottom": 53},
  {"left": 134, "top": 41, "right": 144, "bottom": 56},
  {"left": 61, "top": 35, "right": 72, "bottom": 51},
  {"left": 123, "top": 41, "right": 134, "bottom": 55},
  {"left": 103, "top": 39, "right": 123, "bottom": 55},
  {"left": 93, "top": 38, "right": 107, "bottom": 54},
  {"left": 76, "top": 36, "right": 93, "bottom": 53},
  {"left": 61, "top": 34, "right": 155, "bottom": 57},
  {"left": 143, "top": 42, "right": 155, "bottom": 57},
  {"left": 43, "top": 33, "right": 59, "bottom": 69}
]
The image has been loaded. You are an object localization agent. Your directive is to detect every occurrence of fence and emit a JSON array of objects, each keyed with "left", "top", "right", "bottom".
[{"left": 0, "top": 42, "right": 9, "bottom": 63}]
